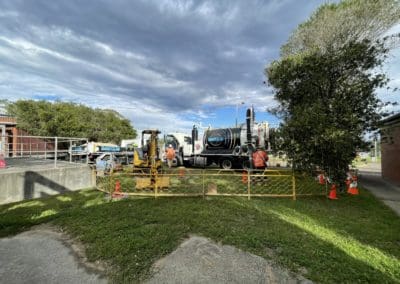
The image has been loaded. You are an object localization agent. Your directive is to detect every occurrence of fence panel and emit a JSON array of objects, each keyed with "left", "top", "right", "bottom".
[
  {"left": 250, "top": 171, "right": 293, "bottom": 197},
  {"left": 97, "top": 168, "right": 327, "bottom": 199},
  {"left": 204, "top": 170, "right": 246, "bottom": 196},
  {"left": 295, "top": 172, "right": 327, "bottom": 196}
]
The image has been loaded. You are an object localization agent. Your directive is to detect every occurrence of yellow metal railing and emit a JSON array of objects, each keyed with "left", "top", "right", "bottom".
[{"left": 96, "top": 168, "right": 326, "bottom": 200}]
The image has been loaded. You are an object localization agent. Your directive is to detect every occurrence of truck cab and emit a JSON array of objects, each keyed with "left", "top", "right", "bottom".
[{"left": 164, "top": 132, "right": 203, "bottom": 166}]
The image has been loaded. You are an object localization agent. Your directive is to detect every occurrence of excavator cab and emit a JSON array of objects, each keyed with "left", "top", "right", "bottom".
[{"left": 133, "top": 129, "right": 162, "bottom": 170}]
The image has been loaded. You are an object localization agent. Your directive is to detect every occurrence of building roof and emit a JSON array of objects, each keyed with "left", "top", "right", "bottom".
[
  {"left": 0, "top": 114, "right": 17, "bottom": 125},
  {"left": 381, "top": 112, "right": 400, "bottom": 127}
]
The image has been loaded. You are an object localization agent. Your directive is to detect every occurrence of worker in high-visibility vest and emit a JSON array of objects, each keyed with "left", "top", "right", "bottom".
[
  {"left": 252, "top": 148, "right": 268, "bottom": 170},
  {"left": 165, "top": 144, "right": 176, "bottom": 169}
]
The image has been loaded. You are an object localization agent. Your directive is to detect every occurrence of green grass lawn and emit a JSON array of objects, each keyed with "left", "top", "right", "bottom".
[{"left": 1, "top": 189, "right": 399, "bottom": 283}]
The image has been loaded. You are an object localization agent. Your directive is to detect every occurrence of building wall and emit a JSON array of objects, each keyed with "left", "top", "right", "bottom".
[
  {"left": 0, "top": 115, "right": 16, "bottom": 125},
  {"left": 0, "top": 115, "right": 17, "bottom": 157},
  {"left": 381, "top": 123, "right": 400, "bottom": 185},
  {"left": 0, "top": 117, "right": 55, "bottom": 157},
  {"left": 0, "top": 165, "right": 95, "bottom": 205},
  {"left": 9, "top": 129, "right": 55, "bottom": 157}
]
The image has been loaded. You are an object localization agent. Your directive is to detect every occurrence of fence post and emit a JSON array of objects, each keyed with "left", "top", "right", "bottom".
[
  {"left": 54, "top": 137, "right": 58, "bottom": 168},
  {"left": 29, "top": 137, "right": 32, "bottom": 157},
  {"left": 292, "top": 173, "right": 296, "bottom": 200},
  {"left": 155, "top": 182, "right": 158, "bottom": 199},
  {"left": 92, "top": 168, "right": 97, "bottom": 188},
  {"left": 325, "top": 178, "right": 328, "bottom": 197},
  {"left": 44, "top": 141, "right": 47, "bottom": 159},
  {"left": 69, "top": 140, "right": 72, "bottom": 163},
  {"left": 109, "top": 171, "right": 113, "bottom": 197},
  {"left": 202, "top": 170, "right": 205, "bottom": 198},
  {"left": 85, "top": 139, "right": 89, "bottom": 164},
  {"left": 247, "top": 170, "right": 251, "bottom": 200}
]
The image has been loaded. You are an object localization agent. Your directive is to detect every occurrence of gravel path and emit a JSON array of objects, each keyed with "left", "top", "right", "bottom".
[
  {"left": 1, "top": 228, "right": 312, "bottom": 283},
  {"left": 0, "top": 226, "right": 107, "bottom": 284}
]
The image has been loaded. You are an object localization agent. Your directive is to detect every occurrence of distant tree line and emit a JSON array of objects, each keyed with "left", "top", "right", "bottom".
[{"left": 5, "top": 100, "right": 136, "bottom": 144}]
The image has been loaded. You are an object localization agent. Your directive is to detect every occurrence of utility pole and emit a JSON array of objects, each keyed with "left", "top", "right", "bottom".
[{"left": 235, "top": 102, "right": 244, "bottom": 127}]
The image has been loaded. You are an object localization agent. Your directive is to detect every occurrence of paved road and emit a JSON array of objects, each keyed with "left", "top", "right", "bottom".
[{"left": 359, "top": 173, "right": 400, "bottom": 216}]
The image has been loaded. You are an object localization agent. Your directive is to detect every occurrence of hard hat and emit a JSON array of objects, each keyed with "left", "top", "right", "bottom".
[{"left": 168, "top": 144, "right": 172, "bottom": 148}]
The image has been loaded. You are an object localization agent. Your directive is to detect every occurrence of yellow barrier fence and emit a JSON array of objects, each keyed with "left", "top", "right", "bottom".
[{"left": 96, "top": 168, "right": 326, "bottom": 200}]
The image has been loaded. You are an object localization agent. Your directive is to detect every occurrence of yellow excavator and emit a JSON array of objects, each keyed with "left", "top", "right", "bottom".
[
  {"left": 133, "top": 129, "right": 162, "bottom": 170},
  {"left": 133, "top": 129, "right": 168, "bottom": 190}
]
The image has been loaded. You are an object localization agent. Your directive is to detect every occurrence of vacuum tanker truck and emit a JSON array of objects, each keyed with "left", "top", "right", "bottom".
[{"left": 164, "top": 108, "right": 270, "bottom": 169}]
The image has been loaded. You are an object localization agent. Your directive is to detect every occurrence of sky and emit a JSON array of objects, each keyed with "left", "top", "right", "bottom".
[{"left": 0, "top": 0, "right": 399, "bottom": 137}]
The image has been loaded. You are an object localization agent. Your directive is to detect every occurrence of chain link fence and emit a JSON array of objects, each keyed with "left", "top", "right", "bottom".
[{"left": 96, "top": 168, "right": 327, "bottom": 199}]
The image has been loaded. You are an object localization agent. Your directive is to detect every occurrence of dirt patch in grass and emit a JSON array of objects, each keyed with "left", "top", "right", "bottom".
[
  {"left": 146, "top": 235, "right": 312, "bottom": 284},
  {"left": 40, "top": 224, "right": 111, "bottom": 275}
]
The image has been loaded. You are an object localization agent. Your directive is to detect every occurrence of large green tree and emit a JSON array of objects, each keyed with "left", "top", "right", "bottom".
[
  {"left": 281, "top": 0, "right": 400, "bottom": 57},
  {"left": 6, "top": 100, "right": 136, "bottom": 144},
  {"left": 266, "top": 0, "right": 400, "bottom": 183}
]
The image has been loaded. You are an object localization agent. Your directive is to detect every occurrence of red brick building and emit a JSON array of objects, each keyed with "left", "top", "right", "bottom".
[
  {"left": 0, "top": 114, "right": 54, "bottom": 157},
  {"left": 0, "top": 114, "right": 18, "bottom": 157},
  {"left": 381, "top": 113, "right": 400, "bottom": 185}
]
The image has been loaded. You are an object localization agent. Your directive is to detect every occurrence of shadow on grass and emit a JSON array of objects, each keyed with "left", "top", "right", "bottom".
[
  {"left": 0, "top": 189, "right": 104, "bottom": 237},
  {"left": 1, "top": 191, "right": 399, "bottom": 283}
]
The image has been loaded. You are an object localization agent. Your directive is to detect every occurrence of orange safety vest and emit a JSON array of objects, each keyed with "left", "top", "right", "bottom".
[
  {"left": 166, "top": 148, "right": 176, "bottom": 160},
  {"left": 252, "top": 150, "right": 268, "bottom": 168}
]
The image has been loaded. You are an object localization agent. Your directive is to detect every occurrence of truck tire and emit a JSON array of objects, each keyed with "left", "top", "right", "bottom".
[
  {"left": 233, "top": 146, "right": 241, "bottom": 155},
  {"left": 178, "top": 148, "right": 184, "bottom": 166},
  {"left": 242, "top": 160, "right": 251, "bottom": 170},
  {"left": 220, "top": 158, "right": 233, "bottom": 170},
  {"left": 177, "top": 154, "right": 183, "bottom": 166}
]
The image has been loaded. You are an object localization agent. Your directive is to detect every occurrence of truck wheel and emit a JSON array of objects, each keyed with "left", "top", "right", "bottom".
[
  {"left": 220, "top": 159, "right": 233, "bottom": 170},
  {"left": 242, "top": 160, "right": 251, "bottom": 170}
]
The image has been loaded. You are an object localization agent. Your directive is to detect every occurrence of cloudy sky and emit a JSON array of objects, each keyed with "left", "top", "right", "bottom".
[{"left": 0, "top": 0, "right": 399, "bottom": 136}]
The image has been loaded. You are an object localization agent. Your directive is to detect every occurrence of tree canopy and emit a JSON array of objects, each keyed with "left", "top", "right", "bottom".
[
  {"left": 6, "top": 100, "right": 136, "bottom": 144},
  {"left": 266, "top": 0, "right": 400, "bottom": 183},
  {"left": 281, "top": 0, "right": 400, "bottom": 57}
]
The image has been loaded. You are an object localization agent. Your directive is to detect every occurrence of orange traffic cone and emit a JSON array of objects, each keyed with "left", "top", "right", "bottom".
[
  {"left": 318, "top": 173, "right": 325, "bottom": 185},
  {"left": 178, "top": 167, "right": 185, "bottom": 177},
  {"left": 0, "top": 155, "right": 6, "bottom": 169},
  {"left": 112, "top": 180, "right": 123, "bottom": 198},
  {"left": 242, "top": 171, "right": 248, "bottom": 184},
  {"left": 347, "top": 176, "right": 359, "bottom": 195},
  {"left": 328, "top": 184, "right": 338, "bottom": 200}
]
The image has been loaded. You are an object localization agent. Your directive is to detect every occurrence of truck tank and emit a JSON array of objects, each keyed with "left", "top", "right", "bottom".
[{"left": 203, "top": 127, "right": 241, "bottom": 150}]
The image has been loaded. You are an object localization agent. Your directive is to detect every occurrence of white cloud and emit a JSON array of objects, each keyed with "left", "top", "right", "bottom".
[{"left": 1, "top": 0, "right": 397, "bottom": 135}]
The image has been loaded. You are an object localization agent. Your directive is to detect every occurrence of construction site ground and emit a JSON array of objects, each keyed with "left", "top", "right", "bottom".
[
  {"left": 0, "top": 225, "right": 107, "bottom": 284},
  {"left": 1, "top": 165, "right": 399, "bottom": 283},
  {"left": 0, "top": 226, "right": 311, "bottom": 284}
]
